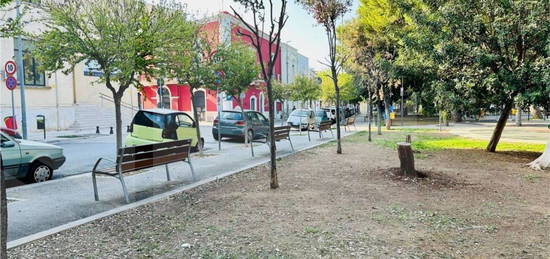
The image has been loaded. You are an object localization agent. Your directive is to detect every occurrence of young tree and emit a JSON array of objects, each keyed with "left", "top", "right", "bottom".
[
  {"left": 1, "top": 1, "right": 15, "bottom": 256},
  {"left": 215, "top": 42, "right": 261, "bottom": 143},
  {"left": 288, "top": 75, "right": 321, "bottom": 108},
  {"left": 318, "top": 70, "right": 356, "bottom": 104},
  {"left": 35, "top": 0, "right": 189, "bottom": 152},
  {"left": 231, "top": 0, "right": 288, "bottom": 189},
  {"left": 162, "top": 22, "right": 216, "bottom": 153},
  {"left": 299, "top": 0, "right": 352, "bottom": 154}
]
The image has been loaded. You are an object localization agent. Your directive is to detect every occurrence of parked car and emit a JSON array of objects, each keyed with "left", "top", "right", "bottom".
[
  {"left": 125, "top": 109, "right": 204, "bottom": 152},
  {"left": 1, "top": 127, "right": 22, "bottom": 139},
  {"left": 314, "top": 110, "right": 331, "bottom": 128},
  {"left": 287, "top": 109, "right": 316, "bottom": 130},
  {"left": 323, "top": 107, "right": 346, "bottom": 125},
  {"left": 212, "top": 110, "right": 269, "bottom": 141},
  {"left": 0, "top": 131, "right": 65, "bottom": 183}
]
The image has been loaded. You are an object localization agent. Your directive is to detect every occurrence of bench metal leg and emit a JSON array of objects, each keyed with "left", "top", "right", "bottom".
[
  {"left": 330, "top": 128, "right": 334, "bottom": 137},
  {"left": 185, "top": 158, "right": 197, "bottom": 182},
  {"left": 288, "top": 138, "right": 295, "bottom": 152},
  {"left": 250, "top": 141, "right": 255, "bottom": 157},
  {"left": 117, "top": 172, "right": 130, "bottom": 204},
  {"left": 307, "top": 127, "right": 311, "bottom": 141},
  {"left": 165, "top": 164, "right": 171, "bottom": 181},
  {"left": 91, "top": 158, "right": 102, "bottom": 201},
  {"left": 319, "top": 130, "right": 322, "bottom": 139},
  {"left": 92, "top": 170, "right": 99, "bottom": 201}
]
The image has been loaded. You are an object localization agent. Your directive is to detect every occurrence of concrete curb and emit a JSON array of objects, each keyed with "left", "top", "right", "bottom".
[{"left": 7, "top": 131, "right": 357, "bottom": 249}]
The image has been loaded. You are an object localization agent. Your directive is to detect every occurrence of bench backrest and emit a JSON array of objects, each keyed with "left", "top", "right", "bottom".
[
  {"left": 319, "top": 121, "right": 332, "bottom": 131},
  {"left": 346, "top": 116, "right": 356, "bottom": 125},
  {"left": 117, "top": 139, "right": 192, "bottom": 173},
  {"left": 272, "top": 126, "right": 291, "bottom": 141}
]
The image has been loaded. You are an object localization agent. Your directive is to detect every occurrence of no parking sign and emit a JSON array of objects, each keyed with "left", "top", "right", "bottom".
[{"left": 6, "top": 76, "right": 17, "bottom": 90}]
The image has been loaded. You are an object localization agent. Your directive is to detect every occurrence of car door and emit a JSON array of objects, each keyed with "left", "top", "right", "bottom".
[
  {"left": 175, "top": 113, "right": 198, "bottom": 147},
  {"left": 1, "top": 132, "right": 21, "bottom": 178},
  {"left": 245, "top": 112, "right": 260, "bottom": 137},
  {"left": 256, "top": 112, "right": 269, "bottom": 135}
]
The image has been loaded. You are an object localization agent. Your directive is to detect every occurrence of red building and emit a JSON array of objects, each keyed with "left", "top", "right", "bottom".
[{"left": 139, "top": 12, "right": 282, "bottom": 121}]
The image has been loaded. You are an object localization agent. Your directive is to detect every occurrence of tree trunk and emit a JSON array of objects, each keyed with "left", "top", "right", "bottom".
[
  {"left": 237, "top": 98, "right": 248, "bottom": 146},
  {"left": 384, "top": 94, "right": 391, "bottom": 130},
  {"left": 486, "top": 99, "right": 514, "bottom": 152},
  {"left": 515, "top": 103, "right": 522, "bottom": 126},
  {"left": 528, "top": 140, "right": 550, "bottom": 170},
  {"left": 397, "top": 142, "right": 416, "bottom": 177},
  {"left": 266, "top": 80, "right": 278, "bottom": 189},
  {"left": 190, "top": 89, "right": 203, "bottom": 154},
  {"left": 377, "top": 102, "right": 383, "bottom": 135},
  {"left": 367, "top": 89, "right": 372, "bottom": 142},
  {"left": 333, "top": 73, "right": 342, "bottom": 154},
  {"left": 452, "top": 110, "right": 463, "bottom": 123},
  {"left": 113, "top": 97, "right": 123, "bottom": 152},
  {"left": 0, "top": 153, "right": 7, "bottom": 259}
]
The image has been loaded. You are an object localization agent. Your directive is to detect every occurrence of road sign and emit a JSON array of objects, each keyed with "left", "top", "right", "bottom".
[
  {"left": 4, "top": 61, "right": 16, "bottom": 75},
  {"left": 6, "top": 76, "right": 17, "bottom": 90}
]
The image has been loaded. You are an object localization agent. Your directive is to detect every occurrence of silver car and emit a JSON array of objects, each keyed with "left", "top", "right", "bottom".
[
  {"left": 286, "top": 109, "right": 316, "bottom": 130},
  {"left": 1, "top": 132, "right": 65, "bottom": 183}
]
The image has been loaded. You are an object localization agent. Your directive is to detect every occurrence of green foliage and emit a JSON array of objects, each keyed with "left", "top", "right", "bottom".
[
  {"left": 318, "top": 70, "right": 356, "bottom": 103},
  {"left": 215, "top": 42, "right": 260, "bottom": 103},
  {"left": 34, "top": 0, "right": 194, "bottom": 149},
  {"left": 271, "top": 80, "right": 290, "bottom": 102},
  {"left": 287, "top": 75, "right": 321, "bottom": 103}
]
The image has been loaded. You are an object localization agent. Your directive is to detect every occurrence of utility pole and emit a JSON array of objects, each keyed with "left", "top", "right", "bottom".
[{"left": 15, "top": 0, "right": 28, "bottom": 139}]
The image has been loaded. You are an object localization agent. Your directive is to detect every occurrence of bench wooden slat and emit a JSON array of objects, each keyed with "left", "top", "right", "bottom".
[
  {"left": 119, "top": 139, "right": 191, "bottom": 155},
  {"left": 120, "top": 152, "right": 187, "bottom": 173},
  {"left": 120, "top": 146, "right": 189, "bottom": 162}
]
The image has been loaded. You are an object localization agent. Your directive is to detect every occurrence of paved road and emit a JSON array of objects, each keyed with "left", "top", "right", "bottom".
[{"left": 6, "top": 122, "right": 364, "bottom": 242}]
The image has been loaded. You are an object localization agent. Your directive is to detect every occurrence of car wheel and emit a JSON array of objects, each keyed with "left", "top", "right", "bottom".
[
  {"left": 213, "top": 134, "right": 219, "bottom": 141},
  {"left": 27, "top": 162, "right": 52, "bottom": 183},
  {"left": 192, "top": 138, "right": 205, "bottom": 152}
]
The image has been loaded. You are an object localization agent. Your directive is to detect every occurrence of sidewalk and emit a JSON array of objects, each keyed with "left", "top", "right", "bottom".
[{"left": 6, "top": 121, "right": 367, "bottom": 245}]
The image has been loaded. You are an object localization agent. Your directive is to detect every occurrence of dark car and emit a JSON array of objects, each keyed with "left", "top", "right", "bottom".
[{"left": 212, "top": 110, "right": 269, "bottom": 141}]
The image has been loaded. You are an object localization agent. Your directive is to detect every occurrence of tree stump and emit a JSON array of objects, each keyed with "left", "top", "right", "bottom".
[{"left": 397, "top": 142, "right": 417, "bottom": 177}]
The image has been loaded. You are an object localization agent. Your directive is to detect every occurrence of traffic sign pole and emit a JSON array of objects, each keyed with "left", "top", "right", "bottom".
[{"left": 15, "top": 0, "right": 28, "bottom": 139}]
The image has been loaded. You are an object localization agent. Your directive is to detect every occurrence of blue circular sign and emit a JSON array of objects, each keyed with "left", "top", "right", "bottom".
[{"left": 6, "top": 76, "right": 17, "bottom": 90}]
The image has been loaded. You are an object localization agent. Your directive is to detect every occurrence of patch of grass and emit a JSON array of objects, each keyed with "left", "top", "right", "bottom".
[
  {"left": 524, "top": 173, "right": 542, "bottom": 183},
  {"left": 349, "top": 129, "right": 545, "bottom": 153},
  {"left": 304, "top": 226, "right": 320, "bottom": 234}
]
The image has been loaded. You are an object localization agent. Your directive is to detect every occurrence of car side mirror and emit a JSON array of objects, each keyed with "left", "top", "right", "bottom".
[
  {"left": 1, "top": 141, "right": 15, "bottom": 148},
  {"left": 192, "top": 122, "right": 197, "bottom": 128}
]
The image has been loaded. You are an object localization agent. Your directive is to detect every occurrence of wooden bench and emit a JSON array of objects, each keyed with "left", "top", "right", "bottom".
[
  {"left": 310, "top": 121, "right": 333, "bottom": 139},
  {"left": 250, "top": 126, "right": 294, "bottom": 157},
  {"left": 92, "top": 139, "right": 196, "bottom": 203},
  {"left": 344, "top": 116, "right": 357, "bottom": 132}
]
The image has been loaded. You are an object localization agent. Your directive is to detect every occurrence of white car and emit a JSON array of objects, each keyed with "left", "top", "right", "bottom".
[{"left": 286, "top": 109, "right": 316, "bottom": 130}]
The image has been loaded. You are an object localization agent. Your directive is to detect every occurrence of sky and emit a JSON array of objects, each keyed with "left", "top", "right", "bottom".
[{"left": 181, "top": 0, "right": 361, "bottom": 71}]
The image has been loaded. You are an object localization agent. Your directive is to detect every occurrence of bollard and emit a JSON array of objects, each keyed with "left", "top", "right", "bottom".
[
  {"left": 109, "top": 127, "right": 113, "bottom": 135},
  {"left": 96, "top": 126, "right": 100, "bottom": 134}
]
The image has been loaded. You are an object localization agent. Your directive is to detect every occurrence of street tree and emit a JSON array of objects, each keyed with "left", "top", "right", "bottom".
[
  {"left": 231, "top": 0, "right": 288, "bottom": 189},
  {"left": 271, "top": 80, "right": 291, "bottom": 121},
  {"left": 299, "top": 0, "right": 353, "bottom": 154},
  {"left": 396, "top": 0, "right": 550, "bottom": 152},
  {"left": 34, "top": 0, "right": 190, "bottom": 152},
  {"left": 215, "top": 42, "right": 261, "bottom": 144},
  {"left": 288, "top": 75, "right": 321, "bottom": 108},
  {"left": 1, "top": 0, "right": 15, "bottom": 256},
  {"left": 162, "top": 22, "right": 216, "bottom": 154},
  {"left": 318, "top": 70, "right": 356, "bottom": 104}
]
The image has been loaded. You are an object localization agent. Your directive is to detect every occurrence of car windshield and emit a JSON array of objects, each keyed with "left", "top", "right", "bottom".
[
  {"left": 221, "top": 112, "right": 243, "bottom": 120},
  {"left": 133, "top": 111, "right": 165, "bottom": 128},
  {"left": 290, "top": 110, "right": 310, "bottom": 117},
  {"left": 315, "top": 111, "right": 326, "bottom": 117}
]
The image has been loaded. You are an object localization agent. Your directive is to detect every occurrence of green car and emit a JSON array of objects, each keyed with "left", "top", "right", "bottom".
[
  {"left": 125, "top": 109, "right": 204, "bottom": 151},
  {"left": 0, "top": 131, "right": 65, "bottom": 183}
]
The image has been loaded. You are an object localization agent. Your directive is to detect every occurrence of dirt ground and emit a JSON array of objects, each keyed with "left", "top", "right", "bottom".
[{"left": 9, "top": 131, "right": 550, "bottom": 258}]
